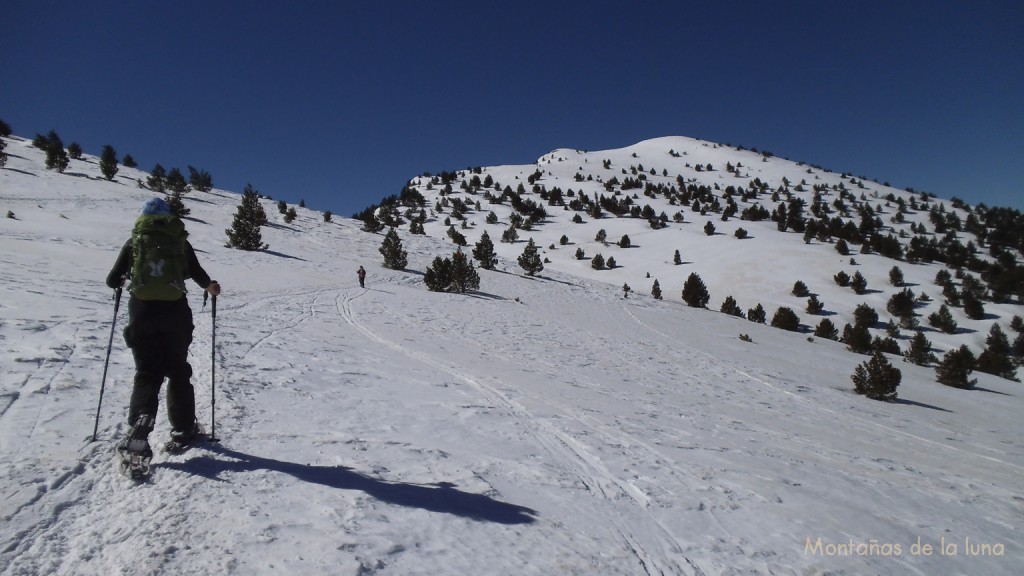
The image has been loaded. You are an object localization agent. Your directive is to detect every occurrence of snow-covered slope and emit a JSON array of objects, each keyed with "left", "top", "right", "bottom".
[
  {"left": 1, "top": 136, "right": 1021, "bottom": 575},
  {"left": 400, "top": 135, "right": 1022, "bottom": 359}
]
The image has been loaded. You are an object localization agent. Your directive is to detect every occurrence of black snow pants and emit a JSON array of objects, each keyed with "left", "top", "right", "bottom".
[{"left": 123, "top": 296, "right": 196, "bottom": 434}]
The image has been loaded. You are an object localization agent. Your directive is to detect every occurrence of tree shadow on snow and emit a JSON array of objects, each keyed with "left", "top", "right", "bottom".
[
  {"left": 894, "top": 398, "right": 953, "bottom": 412},
  {"left": 163, "top": 444, "right": 538, "bottom": 525},
  {"left": 972, "top": 386, "right": 1013, "bottom": 396},
  {"left": 2, "top": 167, "right": 37, "bottom": 177},
  {"left": 467, "top": 291, "right": 507, "bottom": 301},
  {"left": 264, "top": 249, "right": 308, "bottom": 261}
]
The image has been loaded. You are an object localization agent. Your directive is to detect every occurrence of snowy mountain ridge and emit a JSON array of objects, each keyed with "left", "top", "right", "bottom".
[{"left": 1, "top": 134, "right": 1021, "bottom": 575}]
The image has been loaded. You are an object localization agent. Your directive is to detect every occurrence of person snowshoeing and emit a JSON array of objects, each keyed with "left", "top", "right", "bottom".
[
  {"left": 357, "top": 265, "right": 366, "bottom": 288},
  {"left": 105, "top": 198, "right": 221, "bottom": 474}
]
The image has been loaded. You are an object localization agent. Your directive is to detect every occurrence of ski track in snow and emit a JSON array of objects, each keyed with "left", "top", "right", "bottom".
[{"left": 336, "top": 282, "right": 703, "bottom": 576}]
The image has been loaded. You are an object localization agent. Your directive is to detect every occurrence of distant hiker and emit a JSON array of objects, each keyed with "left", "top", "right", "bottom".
[
  {"left": 105, "top": 197, "right": 221, "bottom": 469},
  {"left": 357, "top": 265, "right": 366, "bottom": 288}
]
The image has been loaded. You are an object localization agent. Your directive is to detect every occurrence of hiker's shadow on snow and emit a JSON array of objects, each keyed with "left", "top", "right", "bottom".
[{"left": 164, "top": 445, "right": 538, "bottom": 525}]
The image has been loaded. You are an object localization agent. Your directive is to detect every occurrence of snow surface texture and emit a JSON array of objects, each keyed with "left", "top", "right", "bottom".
[{"left": 1, "top": 135, "right": 1021, "bottom": 575}]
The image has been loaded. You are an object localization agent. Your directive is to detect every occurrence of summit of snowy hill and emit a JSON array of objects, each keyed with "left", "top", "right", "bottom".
[
  {"left": 376, "top": 135, "right": 1024, "bottom": 363},
  {"left": 1, "top": 134, "right": 1022, "bottom": 575}
]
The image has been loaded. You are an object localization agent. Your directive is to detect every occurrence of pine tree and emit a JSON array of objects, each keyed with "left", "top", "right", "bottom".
[
  {"left": 361, "top": 211, "right": 385, "bottom": 233},
  {"left": 166, "top": 190, "right": 190, "bottom": 217},
  {"left": 889, "top": 266, "right": 905, "bottom": 287},
  {"left": 792, "top": 280, "right": 810, "bottom": 297},
  {"left": 872, "top": 335, "right": 902, "bottom": 355},
  {"left": 147, "top": 164, "right": 167, "bottom": 192},
  {"left": 806, "top": 294, "right": 824, "bottom": 314},
  {"left": 886, "top": 288, "right": 916, "bottom": 320},
  {"left": 591, "top": 253, "right": 605, "bottom": 269},
  {"left": 1011, "top": 315, "right": 1023, "bottom": 333},
  {"left": 905, "top": 331, "right": 937, "bottom": 366},
  {"left": 770, "top": 307, "right": 801, "bottom": 331},
  {"left": 963, "top": 293, "right": 985, "bottom": 320},
  {"left": 67, "top": 142, "right": 82, "bottom": 159},
  {"left": 379, "top": 228, "right": 408, "bottom": 270},
  {"left": 682, "top": 273, "right": 710, "bottom": 308},
  {"left": 651, "top": 279, "right": 662, "bottom": 300},
  {"left": 501, "top": 225, "right": 519, "bottom": 243},
  {"left": 977, "top": 323, "right": 1017, "bottom": 381},
  {"left": 928, "top": 305, "right": 958, "bottom": 334},
  {"left": 450, "top": 250, "right": 480, "bottom": 293},
  {"left": 673, "top": 249, "right": 682, "bottom": 265},
  {"left": 187, "top": 166, "right": 213, "bottom": 192},
  {"left": 99, "top": 145, "right": 119, "bottom": 180},
  {"left": 854, "top": 303, "right": 879, "bottom": 328},
  {"left": 834, "top": 271, "right": 851, "bottom": 287},
  {"left": 472, "top": 230, "right": 498, "bottom": 269},
  {"left": 814, "top": 318, "right": 839, "bottom": 340},
  {"left": 747, "top": 304, "right": 766, "bottom": 323},
  {"left": 284, "top": 207, "right": 297, "bottom": 223},
  {"left": 423, "top": 256, "right": 452, "bottom": 292},
  {"left": 0, "top": 139, "right": 6, "bottom": 168},
  {"left": 941, "top": 281, "right": 961, "bottom": 306},
  {"left": 122, "top": 154, "right": 137, "bottom": 168},
  {"left": 1011, "top": 332, "right": 1024, "bottom": 364},
  {"left": 851, "top": 350, "right": 901, "bottom": 401},
  {"left": 850, "top": 271, "right": 868, "bottom": 294},
  {"left": 518, "top": 238, "right": 544, "bottom": 276},
  {"left": 720, "top": 295, "right": 744, "bottom": 318},
  {"left": 225, "top": 185, "right": 268, "bottom": 251},
  {"left": 165, "top": 167, "right": 189, "bottom": 194},
  {"left": 936, "top": 345, "right": 977, "bottom": 388},
  {"left": 704, "top": 221, "right": 716, "bottom": 236},
  {"left": 843, "top": 323, "right": 873, "bottom": 354},
  {"left": 43, "top": 130, "right": 69, "bottom": 172}
]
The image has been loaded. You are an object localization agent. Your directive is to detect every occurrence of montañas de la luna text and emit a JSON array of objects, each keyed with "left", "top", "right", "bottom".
[{"left": 805, "top": 536, "right": 1005, "bottom": 558}]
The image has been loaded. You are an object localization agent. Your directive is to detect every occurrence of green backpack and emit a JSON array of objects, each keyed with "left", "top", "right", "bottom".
[{"left": 128, "top": 214, "right": 189, "bottom": 301}]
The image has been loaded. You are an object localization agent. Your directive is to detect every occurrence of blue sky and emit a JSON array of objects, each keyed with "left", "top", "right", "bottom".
[{"left": 4, "top": 1, "right": 1022, "bottom": 214}]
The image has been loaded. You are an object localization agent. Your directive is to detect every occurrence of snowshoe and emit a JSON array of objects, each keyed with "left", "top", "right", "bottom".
[
  {"left": 163, "top": 421, "right": 204, "bottom": 455},
  {"left": 116, "top": 414, "right": 155, "bottom": 481}
]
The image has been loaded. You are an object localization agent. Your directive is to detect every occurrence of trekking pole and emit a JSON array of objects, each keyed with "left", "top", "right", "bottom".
[
  {"left": 209, "top": 292, "right": 219, "bottom": 442},
  {"left": 92, "top": 287, "right": 122, "bottom": 441}
]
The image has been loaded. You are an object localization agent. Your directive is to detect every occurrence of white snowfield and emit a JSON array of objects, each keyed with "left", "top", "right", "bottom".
[{"left": 1, "top": 135, "right": 1020, "bottom": 575}]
